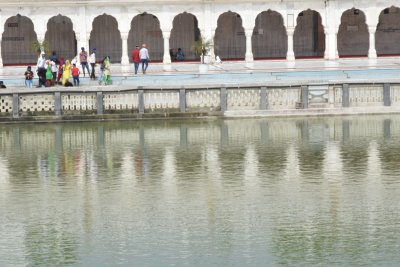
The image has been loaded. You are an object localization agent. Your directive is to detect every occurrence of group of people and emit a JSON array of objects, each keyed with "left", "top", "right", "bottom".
[
  {"left": 25, "top": 47, "right": 112, "bottom": 88},
  {"left": 24, "top": 43, "right": 151, "bottom": 88},
  {"left": 131, "top": 44, "right": 150, "bottom": 74}
]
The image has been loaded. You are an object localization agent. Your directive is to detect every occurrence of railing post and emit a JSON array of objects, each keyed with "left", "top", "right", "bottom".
[
  {"left": 342, "top": 84, "right": 350, "bottom": 108},
  {"left": 260, "top": 86, "right": 267, "bottom": 110},
  {"left": 383, "top": 83, "right": 391, "bottom": 107},
  {"left": 138, "top": 90, "right": 144, "bottom": 114},
  {"left": 179, "top": 88, "right": 186, "bottom": 112},
  {"left": 96, "top": 92, "right": 103, "bottom": 115},
  {"left": 301, "top": 85, "right": 309, "bottom": 109},
  {"left": 12, "top": 93, "right": 19, "bottom": 118},
  {"left": 54, "top": 92, "right": 62, "bottom": 116},
  {"left": 220, "top": 87, "right": 227, "bottom": 112}
]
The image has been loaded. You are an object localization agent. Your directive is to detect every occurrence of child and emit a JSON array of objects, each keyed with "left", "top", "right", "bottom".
[
  {"left": 45, "top": 64, "right": 53, "bottom": 87},
  {"left": 24, "top": 66, "right": 34, "bottom": 88},
  {"left": 71, "top": 63, "right": 80, "bottom": 86}
]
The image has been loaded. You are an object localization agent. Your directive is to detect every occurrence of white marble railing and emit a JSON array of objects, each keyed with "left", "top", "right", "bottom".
[{"left": 0, "top": 83, "right": 399, "bottom": 119}]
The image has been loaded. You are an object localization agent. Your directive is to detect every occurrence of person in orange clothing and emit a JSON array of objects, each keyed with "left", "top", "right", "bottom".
[{"left": 71, "top": 63, "right": 80, "bottom": 86}]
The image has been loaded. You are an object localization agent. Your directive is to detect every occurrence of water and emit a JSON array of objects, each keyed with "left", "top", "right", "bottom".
[{"left": 1, "top": 116, "right": 400, "bottom": 266}]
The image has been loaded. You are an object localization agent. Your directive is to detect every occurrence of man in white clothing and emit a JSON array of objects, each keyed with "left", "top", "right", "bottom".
[
  {"left": 89, "top": 48, "right": 96, "bottom": 79},
  {"left": 139, "top": 43, "right": 150, "bottom": 74}
]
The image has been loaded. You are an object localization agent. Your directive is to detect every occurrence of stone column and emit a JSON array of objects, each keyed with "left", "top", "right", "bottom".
[
  {"left": 245, "top": 29, "right": 254, "bottom": 62},
  {"left": 368, "top": 26, "right": 377, "bottom": 59},
  {"left": 162, "top": 30, "right": 171, "bottom": 64},
  {"left": 121, "top": 32, "right": 130, "bottom": 65},
  {"left": 286, "top": 28, "right": 295, "bottom": 61},
  {"left": 325, "top": 29, "right": 338, "bottom": 60},
  {"left": 37, "top": 34, "right": 45, "bottom": 53}
]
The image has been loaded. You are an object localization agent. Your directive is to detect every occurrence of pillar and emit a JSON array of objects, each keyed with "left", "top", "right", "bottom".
[
  {"left": 162, "top": 30, "right": 171, "bottom": 64},
  {"left": 37, "top": 33, "right": 45, "bottom": 53},
  {"left": 286, "top": 28, "right": 295, "bottom": 61},
  {"left": 121, "top": 32, "right": 129, "bottom": 65},
  {"left": 368, "top": 26, "right": 377, "bottom": 59},
  {"left": 245, "top": 29, "right": 254, "bottom": 62},
  {"left": 325, "top": 29, "right": 338, "bottom": 60}
]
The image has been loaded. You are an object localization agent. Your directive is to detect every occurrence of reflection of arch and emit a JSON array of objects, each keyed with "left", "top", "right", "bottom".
[
  {"left": 45, "top": 15, "right": 76, "bottom": 61},
  {"left": 1, "top": 15, "right": 38, "bottom": 65},
  {"left": 376, "top": 6, "right": 400, "bottom": 56},
  {"left": 169, "top": 12, "right": 201, "bottom": 61},
  {"left": 128, "top": 13, "right": 163, "bottom": 62},
  {"left": 293, "top": 10, "right": 325, "bottom": 58},
  {"left": 90, "top": 14, "right": 121, "bottom": 63},
  {"left": 338, "top": 8, "right": 369, "bottom": 57},
  {"left": 252, "top": 10, "right": 287, "bottom": 59},
  {"left": 214, "top": 11, "right": 245, "bottom": 60}
]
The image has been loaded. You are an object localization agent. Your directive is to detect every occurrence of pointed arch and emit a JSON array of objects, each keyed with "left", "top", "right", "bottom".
[
  {"left": 376, "top": 6, "right": 400, "bottom": 56},
  {"left": 90, "top": 14, "right": 121, "bottom": 63},
  {"left": 293, "top": 9, "right": 325, "bottom": 58},
  {"left": 44, "top": 15, "right": 77, "bottom": 61},
  {"left": 128, "top": 13, "right": 163, "bottom": 62},
  {"left": 169, "top": 12, "right": 201, "bottom": 61},
  {"left": 337, "top": 8, "right": 369, "bottom": 57},
  {"left": 252, "top": 10, "right": 287, "bottom": 59},
  {"left": 1, "top": 14, "right": 38, "bottom": 65},
  {"left": 214, "top": 11, "right": 246, "bottom": 60}
]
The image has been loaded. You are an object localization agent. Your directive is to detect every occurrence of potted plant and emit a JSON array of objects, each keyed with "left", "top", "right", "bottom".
[{"left": 192, "top": 37, "right": 213, "bottom": 73}]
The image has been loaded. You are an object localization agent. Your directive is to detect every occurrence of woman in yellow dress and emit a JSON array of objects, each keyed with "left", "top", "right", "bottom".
[{"left": 62, "top": 60, "right": 71, "bottom": 85}]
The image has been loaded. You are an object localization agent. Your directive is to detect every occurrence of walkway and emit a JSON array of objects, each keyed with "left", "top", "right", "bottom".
[{"left": 1, "top": 57, "right": 400, "bottom": 89}]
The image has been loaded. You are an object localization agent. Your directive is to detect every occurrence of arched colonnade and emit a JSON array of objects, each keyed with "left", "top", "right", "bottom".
[{"left": 1, "top": 6, "right": 400, "bottom": 66}]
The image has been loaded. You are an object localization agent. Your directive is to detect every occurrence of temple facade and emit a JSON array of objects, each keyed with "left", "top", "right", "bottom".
[{"left": 0, "top": 0, "right": 399, "bottom": 66}]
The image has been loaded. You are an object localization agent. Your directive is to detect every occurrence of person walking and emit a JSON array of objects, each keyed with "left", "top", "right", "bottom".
[
  {"left": 89, "top": 48, "right": 96, "bottom": 79},
  {"left": 132, "top": 45, "right": 140, "bottom": 75},
  {"left": 139, "top": 43, "right": 150, "bottom": 74},
  {"left": 79, "top": 47, "right": 90, "bottom": 77},
  {"left": 24, "top": 66, "right": 34, "bottom": 88}
]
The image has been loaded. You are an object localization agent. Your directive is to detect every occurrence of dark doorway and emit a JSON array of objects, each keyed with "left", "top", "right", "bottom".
[
  {"left": 45, "top": 15, "right": 77, "bottom": 61},
  {"left": 252, "top": 10, "right": 287, "bottom": 59},
  {"left": 376, "top": 6, "right": 400, "bottom": 56},
  {"left": 170, "top": 12, "right": 201, "bottom": 61},
  {"left": 1, "top": 15, "right": 38, "bottom": 65},
  {"left": 337, "top": 8, "right": 369, "bottom": 57},
  {"left": 90, "top": 14, "right": 122, "bottom": 63},
  {"left": 294, "top": 10, "right": 325, "bottom": 58},
  {"left": 214, "top": 11, "right": 246, "bottom": 60},
  {"left": 128, "top": 13, "right": 163, "bottom": 62}
]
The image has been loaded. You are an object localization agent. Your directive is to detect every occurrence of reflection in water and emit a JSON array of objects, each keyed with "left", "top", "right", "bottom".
[{"left": 1, "top": 116, "right": 400, "bottom": 266}]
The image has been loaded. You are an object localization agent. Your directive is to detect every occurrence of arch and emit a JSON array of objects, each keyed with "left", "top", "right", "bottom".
[
  {"left": 293, "top": 10, "right": 325, "bottom": 58},
  {"left": 89, "top": 14, "right": 121, "bottom": 63},
  {"left": 1, "top": 15, "right": 38, "bottom": 65},
  {"left": 214, "top": 11, "right": 246, "bottom": 60},
  {"left": 44, "top": 15, "right": 77, "bottom": 61},
  {"left": 169, "top": 12, "right": 201, "bottom": 61},
  {"left": 337, "top": 8, "right": 369, "bottom": 57},
  {"left": 376, "top": 6, "right": 400, "bottom": 56},
  {"left": 128, "top": 13, "right": 163, "bottom": 62},
  {"left": 252, "top": 10, "right": 287, "bottom": 59}
]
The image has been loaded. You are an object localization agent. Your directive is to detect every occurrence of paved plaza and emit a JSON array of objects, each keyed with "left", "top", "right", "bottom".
[{"left": 1, "top": 57, "right": 400, "bottom": 89}]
